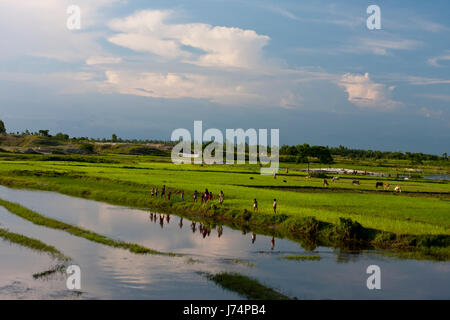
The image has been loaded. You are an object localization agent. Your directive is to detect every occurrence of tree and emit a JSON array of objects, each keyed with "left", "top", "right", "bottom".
[
  {"left": 38, "top": 129, "right": 50, "bottom": 137},
  {"left": 0, "top": 120, "right": 5, "bottom": 134},
  {"left": 309, "top": 146, "right": 334, "bottom": 164},
  {"left": 111, "top": 134, "right": 118, "bottom": 142},
  {"left": 296, "top": 152, "right": 309, "bottom": 164},
  {"left": 54, "top": 132, "right": 69, "bottom": 140}
]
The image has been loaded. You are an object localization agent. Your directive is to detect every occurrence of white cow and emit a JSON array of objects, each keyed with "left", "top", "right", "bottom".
[{"left": 394, "top": 186, "right": 402, "bottom": 193}]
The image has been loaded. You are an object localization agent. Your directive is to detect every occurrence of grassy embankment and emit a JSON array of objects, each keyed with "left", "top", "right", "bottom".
[
  {"left": 0, "top": 198, "right": 181, "bottom": 257},
  {"left": 0, "top": 153, "right": 449, "bottom": 260},
  {"left": 0, "top": 226, "right": 70, "bottom": 279},
  {"left": 0, "top": 227, "right": 68, "bottom": 261},
  {"left": 205, "top": 272, "right": 291, "bottom": 300}
]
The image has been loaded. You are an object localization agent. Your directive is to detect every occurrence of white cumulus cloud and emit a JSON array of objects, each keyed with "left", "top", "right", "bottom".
[
  {"left": 107, "top": 10, "right": 270, "bottom": 69},
  {"left": 338, "top": 73, "right": 401, "bottom": 110}
]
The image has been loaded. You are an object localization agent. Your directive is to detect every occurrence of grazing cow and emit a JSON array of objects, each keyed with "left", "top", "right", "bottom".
[
  {"left": 323, "top": 179, "right": 329, "bottom": 187},
  {"left": 384, "top": 183, "right": 390, "bottom": 190},
  {"left": 332, "top": 176, "right": 340, "bottom": 182},
  {"left": 394, "top": 186, "right": 402, "bottom": 193},
  {"left": 375, "top": 182, "right": 384, "bottom": 188},
  {"left": 352, "top": 180, "right": 360, "bottom": 186}
]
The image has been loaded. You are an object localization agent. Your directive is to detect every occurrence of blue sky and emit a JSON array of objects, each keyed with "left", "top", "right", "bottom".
[{"left": 0, "top": 0, "right": 449, "bottom": 154}]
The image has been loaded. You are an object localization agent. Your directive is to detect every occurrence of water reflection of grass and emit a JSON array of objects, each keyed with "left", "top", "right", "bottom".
[
  {"left": 0, "top": 198, "right": 181, "bottom": 257},
  {"left": 186, "top": 257, "right": 201, "bottom": 264},
  {"left": 32, "top": 264, "right": 66, "bottom": 280},
  {"left": 280, "top": 255, "right": 321, "bottom": 261},
  {"left": 205, "top": 272, "right": 291, "bottom": 300},
  {"left": 226, "top": 258, "right": 255, "bottom": 268}
]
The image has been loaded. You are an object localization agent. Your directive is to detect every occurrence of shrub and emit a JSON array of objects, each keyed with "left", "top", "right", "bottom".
[
  {"left": 281, "top": 216, "right": 320, "bottom": 237},
  {"left": 80, "top": 143, "right": 95, "bottom": 153},
  {"left": 334, "top": 217, "right": 366, "bottom": 241}
]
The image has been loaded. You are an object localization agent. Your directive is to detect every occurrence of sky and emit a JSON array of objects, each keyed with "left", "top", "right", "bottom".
[{"left": 0, "top": 0, "right": 449, "bottom": 154}]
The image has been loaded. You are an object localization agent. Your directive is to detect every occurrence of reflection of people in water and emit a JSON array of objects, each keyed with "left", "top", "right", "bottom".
[
  {"left": 166, "top": 214, "right": 170, "bottom": 223},
  {"left": 271, "top": 237, "right": 275, "bottom": 250},
  {"left": 191, "top": 222, "right": 196, "bottom": 233},
  {"left": 251, "top": 233, "right": 256, "bottom": 244},
  {"left": 217, "top": 225, "right": 223, "bottom": 238},
  {"left": 150, "top": 212, "right": 153, "bottom": 220},
  {"left": 159, "top": 214, "right": 164, "bottom": 228},
  {"left": 202, "top": 227, "right": 207, "bottom": 238},
  {"left": 178, "top": 218, "right": 183, "bottom": 229}
]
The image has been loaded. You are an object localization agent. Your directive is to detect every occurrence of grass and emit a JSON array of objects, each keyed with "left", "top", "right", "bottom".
[
  {"left": 0, "top": 227, "right": 69, "bottom": 261},
  {"left": 0, "top": 198, "right": 181, "bottom": 257},
  {"left": 0, "top": 154, "right": 448, "bottom": 260},
  {"left": 280, "top": 255, "right": 321, "bottom": 261},
  {"left": 205, "top": 272, "right": 291, "bottom": 300}
]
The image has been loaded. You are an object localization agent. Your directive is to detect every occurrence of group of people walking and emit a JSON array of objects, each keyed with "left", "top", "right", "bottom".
[
  {"left": 192, "top": 189, "right": 225, "bottom": 204},
  {"left": 151, "top": 186, "right": 278, "bottom": 213},
  {"left": 151, "top": 185, "right": 184, "bottom": 202}
]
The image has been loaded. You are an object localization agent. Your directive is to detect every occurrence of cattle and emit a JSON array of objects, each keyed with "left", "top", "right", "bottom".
[
  {"left": 394, "top": 186, "right": 402, "bottom": 193},
  {"left": 323, "top": 179, "right": 329, "bottom": 187},
  {"left": 384, "top": 183, "right": 390, "bottom": 190},
  {"left": 375, "top": 182, "right": 384, "bottom": 188},
  {"left": 352, "top": 180, "right": 360, "bottom": 186},
  {"left": 332, "top": 176, "right": 340, "bottom": 182}
]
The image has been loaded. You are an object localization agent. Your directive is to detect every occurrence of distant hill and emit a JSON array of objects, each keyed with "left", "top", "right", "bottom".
[{"left": 0, "top": 134, "right": 172, "bottom": 156}]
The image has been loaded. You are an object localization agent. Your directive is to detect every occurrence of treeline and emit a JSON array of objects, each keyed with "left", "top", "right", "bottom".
[
  {"left": 280, "top": 144, "right": 334, "bottom": 164},
  {"left": 280, "top": 144, "right": 448, "bottom": 163},
  {"left": 6, "top": 129, "right": 175, "bottom": 146},
  {"left": 1, "top": 121, "right": 447, "bottom": 163}
]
